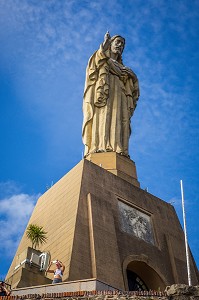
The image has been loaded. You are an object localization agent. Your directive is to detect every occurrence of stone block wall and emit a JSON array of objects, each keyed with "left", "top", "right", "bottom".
[{"left": 1, "top": 285, "right": 199, "bottom": 300}]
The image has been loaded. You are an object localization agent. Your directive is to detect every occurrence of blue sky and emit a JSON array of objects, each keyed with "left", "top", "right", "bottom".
[{"left": 0, "top": 0, "right": 198, "bottom": 281}]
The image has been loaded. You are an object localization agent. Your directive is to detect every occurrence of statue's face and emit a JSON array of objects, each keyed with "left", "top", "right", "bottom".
[{"left": 110, "top": 37, "right": 125, "bottom": 55}]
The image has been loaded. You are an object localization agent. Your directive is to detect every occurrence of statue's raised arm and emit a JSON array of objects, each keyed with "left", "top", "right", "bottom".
[
  {"left": 102, "top": 31, "right": 111, "bottom": 51},
  {"left": 82, "top": 33, "right": 139, "bottom": 158}
]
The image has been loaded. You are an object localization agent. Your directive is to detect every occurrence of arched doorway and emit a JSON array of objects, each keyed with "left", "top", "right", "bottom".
[
  {"left": 127, "top": 269, "right": 148, "bottom": 291},
  {"left": 126, "top": 260, "right": 166, "bottom": 291}
]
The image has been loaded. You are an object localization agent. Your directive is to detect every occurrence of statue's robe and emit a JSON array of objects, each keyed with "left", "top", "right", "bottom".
[{"left": 82, "top": 44, "right": 139, "bottom": 157}]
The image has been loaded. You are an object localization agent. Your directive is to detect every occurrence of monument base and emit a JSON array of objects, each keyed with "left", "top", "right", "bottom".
[
  {"left": 6, "top": 159, "right": 199, "bottom": 290},
  {"left": 86, "top": 152, "right": 140, "bottom": 187}
]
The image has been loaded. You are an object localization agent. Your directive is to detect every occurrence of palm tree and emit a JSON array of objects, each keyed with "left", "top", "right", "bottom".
[{"left": 26, "top": 224, "right": 47, "bottom": 249}]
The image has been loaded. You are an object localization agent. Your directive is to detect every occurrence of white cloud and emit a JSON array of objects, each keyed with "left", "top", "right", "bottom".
[
  {"left": 0, "top": 184, "right": 39, "bottom": 257},
  {"left": 0, "top": 181, "right": 21, "bottom": 198}
]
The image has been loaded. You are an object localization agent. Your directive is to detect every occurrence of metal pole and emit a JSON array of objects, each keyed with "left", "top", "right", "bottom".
[{"left": 180, "top": 179, "right": 192, "bottom": 286}]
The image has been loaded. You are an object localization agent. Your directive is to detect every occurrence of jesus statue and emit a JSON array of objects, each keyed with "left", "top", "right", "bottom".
[{"left": 82, "top": 32, "right": 139, "bottom": 158}]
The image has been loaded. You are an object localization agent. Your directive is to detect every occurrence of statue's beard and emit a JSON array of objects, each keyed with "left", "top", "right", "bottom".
[{"left": 112, "top": 48, "right": 122, "bottom": 54}]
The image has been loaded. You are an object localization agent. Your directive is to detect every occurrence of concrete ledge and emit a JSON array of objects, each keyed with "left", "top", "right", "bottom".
[{"left": 11, "top": 279, "right": 118, "bottom": 296}]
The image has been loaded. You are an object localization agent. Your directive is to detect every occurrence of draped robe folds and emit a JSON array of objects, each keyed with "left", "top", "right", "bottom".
[{"left": 82, "top": 44, "right": 139, "bottom": 157}]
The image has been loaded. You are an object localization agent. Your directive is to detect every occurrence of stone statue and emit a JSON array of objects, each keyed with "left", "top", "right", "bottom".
[{"left": 82, "top": 32, "right": 139, "bottom": 158}]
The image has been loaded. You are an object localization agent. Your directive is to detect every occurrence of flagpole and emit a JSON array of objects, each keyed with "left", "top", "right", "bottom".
[{"left": 180, "top": 179, "right": 192, "bottom": 286}]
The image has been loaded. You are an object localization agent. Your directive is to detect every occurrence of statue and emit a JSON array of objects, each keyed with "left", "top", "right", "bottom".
[{"left": 82, "top": 32, "right": 139, "bottom": 158}]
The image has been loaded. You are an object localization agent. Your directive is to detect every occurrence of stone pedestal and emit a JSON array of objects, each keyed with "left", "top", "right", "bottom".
[
  {"left": 86, "top": 152, "right": 140, "bottom": 187},
  {"left": 6, "top": 159, "right": 199, "bottom": 290}
]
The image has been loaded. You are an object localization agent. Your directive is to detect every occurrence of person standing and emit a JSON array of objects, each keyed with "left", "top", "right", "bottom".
[
  {"left": 0, "top": 282, "right": 11, "bottom": 296},
  {"left": 46, "top": 260, "right": 65, "bottom": 284}
]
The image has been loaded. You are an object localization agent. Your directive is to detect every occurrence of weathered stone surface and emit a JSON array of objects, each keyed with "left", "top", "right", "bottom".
[
  {"left": 3, "top": 290, "right": 169, "bottom": 300},
  {"left": 5, "top": 284, "right": 199, "bottom": 300},
  {"left": 166, "top": 284, "right": 199, "bottom": 299}
]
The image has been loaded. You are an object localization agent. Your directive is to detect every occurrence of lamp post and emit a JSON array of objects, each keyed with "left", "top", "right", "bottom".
[{"left": 180, "top": 179, "right": 192, "bottom": 286}]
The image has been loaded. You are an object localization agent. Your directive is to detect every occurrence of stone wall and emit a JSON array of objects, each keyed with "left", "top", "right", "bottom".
[
  {"left": 166, "top": 284, "right": 199, "bottom": 299},
  {"left": 1, "top": 285, "right": 199, "bottom": 300}
]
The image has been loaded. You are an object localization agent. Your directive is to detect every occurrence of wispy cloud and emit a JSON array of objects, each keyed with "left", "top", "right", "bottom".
[
  {"left": 0, "top": 181, "right": 21, "bottom": 198},
  {"left": 0, "top": 182, "right": 39, "bottom": 277}
]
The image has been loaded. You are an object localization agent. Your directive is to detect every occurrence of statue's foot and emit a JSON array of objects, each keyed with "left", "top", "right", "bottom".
[
  {"left": 120, "top": 152, "right": 130, "bottom": 159},
  {"left": 96, "top": 149, "right": 105, "bottom": 153},
  {"left": 106, "top": 147, "right": 113, "bottom": 152}
]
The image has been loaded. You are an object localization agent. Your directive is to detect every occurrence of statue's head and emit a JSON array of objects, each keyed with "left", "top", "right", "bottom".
[{"left": 110, "top": 35, "right": 125, "bottom": 56}]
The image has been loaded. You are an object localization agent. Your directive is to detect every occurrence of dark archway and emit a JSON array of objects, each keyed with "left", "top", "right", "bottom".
[
  {"left": 127, "top": 270, "right": 148, "bottom": 291},
  {"left": 126, "top": 261, "right": 166, "bottom": 291}
]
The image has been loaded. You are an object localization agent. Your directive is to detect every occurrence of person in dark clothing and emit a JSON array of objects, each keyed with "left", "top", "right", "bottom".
[{"left": 0, "top": 282, "right": 11, "bottom": 296}]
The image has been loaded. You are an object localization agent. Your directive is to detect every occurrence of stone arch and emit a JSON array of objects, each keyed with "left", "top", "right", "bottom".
[{"left": 123, "top": 254, "right": 168, "bottom": 291}]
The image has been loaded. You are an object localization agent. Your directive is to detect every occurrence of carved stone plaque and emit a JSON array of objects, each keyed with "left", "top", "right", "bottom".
[{"left": 118, "top": 201, "right": 154, "bottom": 244}]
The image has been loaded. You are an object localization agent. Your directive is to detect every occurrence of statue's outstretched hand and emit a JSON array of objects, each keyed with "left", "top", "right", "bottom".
[
  {"left": 104, "top": 31, "right": 111, "bottom": 41},
  {"left": 103, "top": 31, "right": 111, "bottom": 51}
]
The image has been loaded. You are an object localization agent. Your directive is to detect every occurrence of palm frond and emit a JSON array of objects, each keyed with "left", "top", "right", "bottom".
[{"left": 26, "top": 224, "right": 48, "bottom": 249}]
